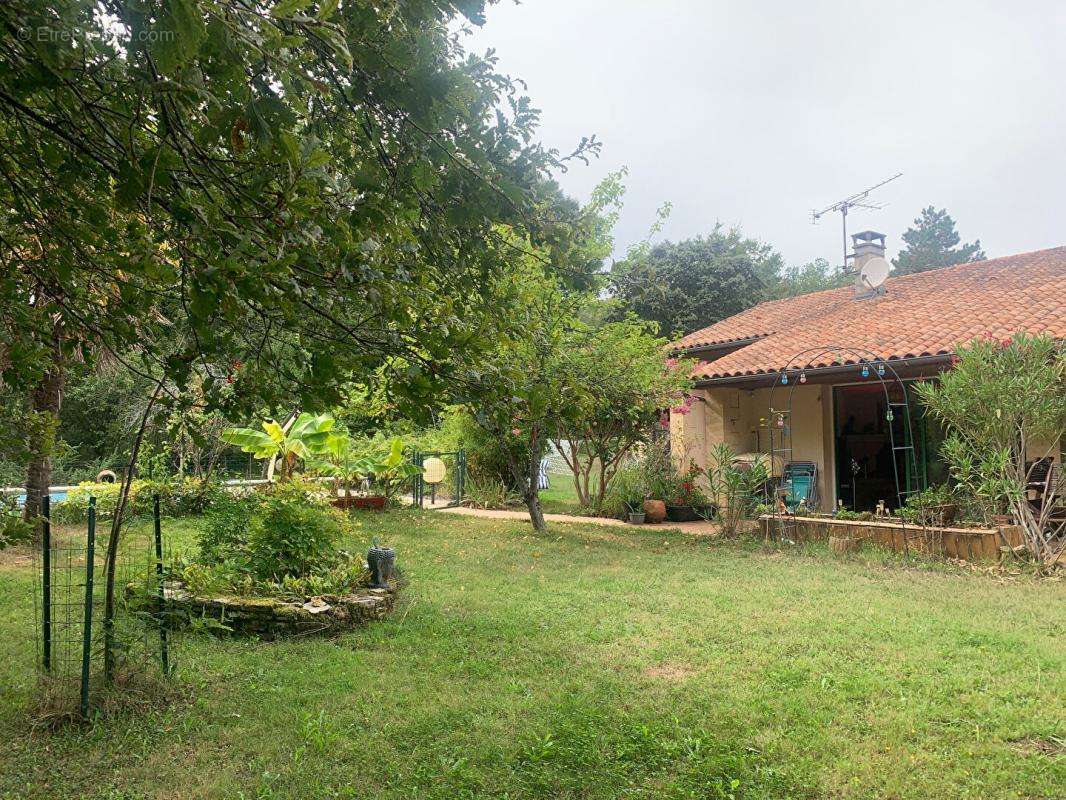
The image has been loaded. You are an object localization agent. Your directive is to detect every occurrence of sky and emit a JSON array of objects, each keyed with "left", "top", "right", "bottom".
[{"left": 463, "top": 0, "right": 1066, "bottom": 268}]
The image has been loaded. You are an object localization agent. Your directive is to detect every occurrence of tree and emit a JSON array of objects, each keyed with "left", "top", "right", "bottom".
[
  {"left": 914, "top": 334, "right": 1065, "bottom": 563},
  {"left": 551, "top": 317, "right": 689, "bottom": 510},
  {"left": 610, "top": 225, "right": 782, "bottom": 336},
  {"left": 0, "top": 0, "right": 598, "bottom": 522},
  {"left": 765, "top": 258, "right": 849, "bottom": 300},
  {"left": 467, "top": 264, "right": 583, "bottom": 533},
  {"left": 893, "top": 207, "right": 985, "bottom": 275},
  {"left": 0, "top": 0, "right": 598, "bottom": 682}
]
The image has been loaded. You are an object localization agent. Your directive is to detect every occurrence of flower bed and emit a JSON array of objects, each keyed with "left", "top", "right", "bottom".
[{"left": 759, "top": 514, "right": 1025, "bottom": 562}]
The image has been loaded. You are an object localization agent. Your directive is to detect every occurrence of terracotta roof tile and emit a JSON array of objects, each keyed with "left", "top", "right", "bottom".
[{"left": 684, "top": 247, "right": 1066, "bottom": 380}]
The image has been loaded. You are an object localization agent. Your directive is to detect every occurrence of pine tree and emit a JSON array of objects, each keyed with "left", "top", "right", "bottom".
[{"left": 892, "top": 207, "right": 985, "bottom": 275}]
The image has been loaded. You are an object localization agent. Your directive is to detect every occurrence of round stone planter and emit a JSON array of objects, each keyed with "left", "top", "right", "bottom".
[{"left": 162, "top": 583, "right": 396, "bottom": 640}]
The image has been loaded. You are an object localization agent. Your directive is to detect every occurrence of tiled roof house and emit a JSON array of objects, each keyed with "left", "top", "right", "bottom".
[{"left": 670, "top": 234, "right": 1065, "bottom": 512}]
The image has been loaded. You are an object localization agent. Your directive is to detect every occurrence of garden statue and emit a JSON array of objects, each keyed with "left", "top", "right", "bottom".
[{"left": 367, "top": 538, "right": 396, "bottom": 589}]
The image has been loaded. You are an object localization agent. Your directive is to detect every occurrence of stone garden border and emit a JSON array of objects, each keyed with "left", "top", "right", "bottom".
[{"left": 164, "top": 583, "right": 396, "bottom": 639}]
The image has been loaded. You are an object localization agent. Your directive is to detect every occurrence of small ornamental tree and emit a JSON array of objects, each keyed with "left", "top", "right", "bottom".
[
  {"left": 468, "top": 267, "right": 581, "bottom": 533},
  {"left": 551, "top": 319, "right": 690, "bottom": 511},
  {"left": 915, "top": 334, "right": 1065, "bottom": 562}
]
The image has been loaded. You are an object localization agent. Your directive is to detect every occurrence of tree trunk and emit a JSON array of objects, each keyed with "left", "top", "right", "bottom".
[
  {"left": 102, "top": 379, "right": 164, "bottom": 683},
  {"left": 23, "top": 336, "right": 64, "bottom": 524},
  {"left": 522, "top": 436, "right": 548, "bottom": 533}
]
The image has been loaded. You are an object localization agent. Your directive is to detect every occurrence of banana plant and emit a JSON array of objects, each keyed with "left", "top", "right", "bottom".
[
  {"left": 365, "top": 437, "right": 423, "bottom": 502},
  {"left": 222, "top": 412, "right": 335, "bottom": 480},
  {"left": 308, "top": 431, "right": 372, "bottom": 499}
]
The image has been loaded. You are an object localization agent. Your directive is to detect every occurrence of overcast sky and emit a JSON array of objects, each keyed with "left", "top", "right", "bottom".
[{"left": 464, "top": 0, "right": 1066, "bottom": 268}]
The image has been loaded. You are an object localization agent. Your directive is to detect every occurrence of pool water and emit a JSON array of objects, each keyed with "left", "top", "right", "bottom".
[{"left": 12, "top": 491, "right": 69, "bottom": 506}]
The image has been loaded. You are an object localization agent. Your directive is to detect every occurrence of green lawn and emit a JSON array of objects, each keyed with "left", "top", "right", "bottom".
[
  {"left": 536, "top": 472, "right": 588, "bottom": 515},
  {"left": 1, "top": 511, "right": 1063, "bottom": 799}
]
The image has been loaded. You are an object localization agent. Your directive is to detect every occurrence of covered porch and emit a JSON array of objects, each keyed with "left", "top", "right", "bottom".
[{"left": 670, "top": 366, "right": 946, "bottom": 514}]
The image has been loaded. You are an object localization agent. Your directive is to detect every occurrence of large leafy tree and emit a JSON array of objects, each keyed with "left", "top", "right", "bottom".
[
  {"left": 893, "top": 206, "right": 985, "bottom": 275},
  {"left": 0, "top": 0, "right": 597, "bottom": 680},
  {"left": 765, "top": 258, "right": 849, "bottom": 300},
  {"left": 0, "top": 0, "right": 597, "bottom": 519},
  {"left": 609, "top": 225, "right": 782, "bottom": 336}
]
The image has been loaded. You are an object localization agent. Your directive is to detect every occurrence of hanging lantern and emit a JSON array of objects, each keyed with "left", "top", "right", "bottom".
[
  {"left": 799, "top": 371, "right": 807, "bottom": 384},
  {"left": 861, "top": 364, "right": 870, "bottom": 378},
  {"left": 781, "top": 373, "right": 788, "bottom": 385},
  {"left": 886, "top": 409, "right": 894, "bottom": 422},
  {"left": 776, "top": 414, "right": 785, "bottom": 428},
  {"left": 876, "top": 364, "right": 885, "bottom": 377}
]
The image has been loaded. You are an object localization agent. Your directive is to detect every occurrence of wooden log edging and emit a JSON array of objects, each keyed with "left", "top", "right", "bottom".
[{"left": 759, "top": 515, "right": 1024, "bottom": 562}]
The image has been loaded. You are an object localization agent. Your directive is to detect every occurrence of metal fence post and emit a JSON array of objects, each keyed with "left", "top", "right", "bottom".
[
  {"left": 41, "top": 494, "right": 51, "bottom": 673},
  {"left": 80, "top": 496, "right": 96, "bottom": 719},
  {"left": 153, "top": 494, "right": 170, "bottom": 676},
  {"left": 458, "top": 448, "right": 466, "bottom": 505},
  {"left": 414, "top": 451, "right": 424, "bottom": 509}
]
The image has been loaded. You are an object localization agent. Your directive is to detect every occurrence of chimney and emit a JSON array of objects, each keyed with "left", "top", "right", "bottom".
[{"left": 850, "top": 230, "right": 886, "bottom": 273}]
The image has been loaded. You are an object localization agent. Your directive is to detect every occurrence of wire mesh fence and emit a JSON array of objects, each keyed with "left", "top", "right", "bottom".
[{"left": 30, "top": 494, "right": 177, "bottom": 719}]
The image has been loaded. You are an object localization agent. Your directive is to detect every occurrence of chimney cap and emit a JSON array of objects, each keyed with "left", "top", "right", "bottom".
[{"left": 851, "top": 230, "right": 886, "bottom": 246}]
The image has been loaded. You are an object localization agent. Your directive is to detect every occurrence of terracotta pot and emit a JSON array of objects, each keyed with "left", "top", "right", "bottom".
[
  {"left": 332, "top": 495, "right": 387, "bottom": 511},
  {"left": 643, "top": 499, "right": 667, "bottom": 524}
]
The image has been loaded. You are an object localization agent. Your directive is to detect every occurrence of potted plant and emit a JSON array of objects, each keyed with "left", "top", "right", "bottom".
[
  {"left": 610, "top": 465, "right": 648, "bottom": 524},
  {"left": 665, "top": 461, "right": 716, "bottom": 522},
  {"left": 900, "top": 484, "right": 960, "bottom": 527},
  {"left": 624, "top": 501, "right": 646, "bottom": 525}
]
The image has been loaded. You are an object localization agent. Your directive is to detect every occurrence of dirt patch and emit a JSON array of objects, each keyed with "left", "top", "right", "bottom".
[
  {"left": 643, "top": 663, "right": 697, "bottom": 682},
  {"left": 1012, "top": 736, "right": 1065, "bottom": 757}
]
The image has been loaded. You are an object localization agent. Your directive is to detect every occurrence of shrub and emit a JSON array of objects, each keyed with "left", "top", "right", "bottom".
[
  {"left": 245, "top": 485, "right": 342, "bottom": 581},
  {"left": 603, "top": 462, "right": 647, "bottom": 518},
  {"left": 0, "top": 495, "right": 34, "bottom": 549},
  {"left": 51, "top": 476, "right": 226, "bottom": 523},
  {"left": 705, "top": 443, "right": 768, "bottom": 536},
  {"left": 464, "top": 474, "right": 521, "bottom": 509},
  {"left": 915, "top": 333, "right": 1065, "bottom": 560},
  {"left": 198, "top": 480, "right": 342, "bottom": 583},
  {"left": 197, "top": 489, "right": 257, "bottom": 564}
]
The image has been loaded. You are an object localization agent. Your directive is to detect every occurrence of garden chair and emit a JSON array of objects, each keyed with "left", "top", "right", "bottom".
[{"left": 778, "top": 461, "right": 818, "bottom": 514}]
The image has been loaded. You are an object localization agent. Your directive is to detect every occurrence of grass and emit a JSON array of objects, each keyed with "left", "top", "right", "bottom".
[
  {"left": 536, "top": 472, "right": 589, "bottom": 515},
  {"left": 1, "top": 511, "right": 1063, "bottom": 799}
]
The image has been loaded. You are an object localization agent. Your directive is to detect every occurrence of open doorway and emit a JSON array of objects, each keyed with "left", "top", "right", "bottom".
[{"left": 832, "top": 383, "right": 945, "bottom": 511}]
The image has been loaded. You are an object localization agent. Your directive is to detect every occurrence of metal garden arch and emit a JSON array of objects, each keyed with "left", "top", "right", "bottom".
[{"left": 763, "top": 345, "right": 928, "bottom": 552}]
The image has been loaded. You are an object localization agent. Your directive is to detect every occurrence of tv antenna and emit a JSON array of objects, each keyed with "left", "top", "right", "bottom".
[{"left": 812, "top": 173, "right": 902, "bottom": 270}]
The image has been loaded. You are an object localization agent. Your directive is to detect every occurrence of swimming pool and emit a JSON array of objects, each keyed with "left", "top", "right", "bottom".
[{"left": 10, "top": 491, "right": 69, "bottom": 506}]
